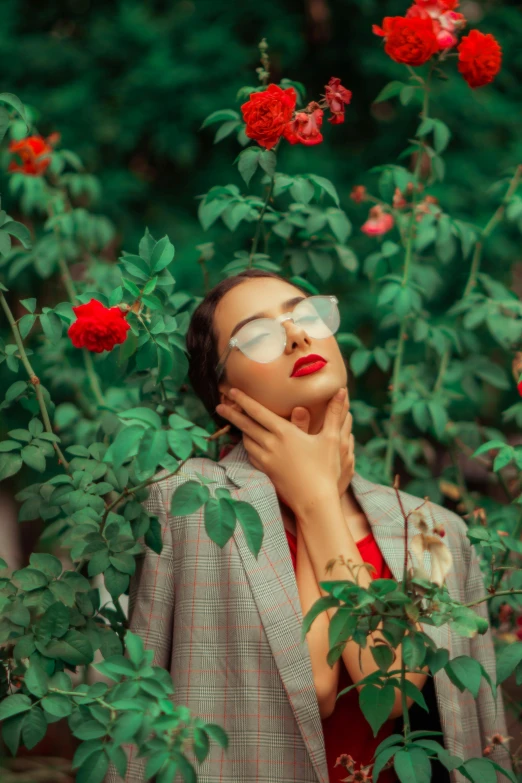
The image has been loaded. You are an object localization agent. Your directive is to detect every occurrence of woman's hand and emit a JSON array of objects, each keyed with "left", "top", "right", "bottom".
[
  {"left": 290, "top": 395, "right": 355, "bottom": 499},
  {"left": 215, "top": 387, "right": 347, "bottom": 515}
]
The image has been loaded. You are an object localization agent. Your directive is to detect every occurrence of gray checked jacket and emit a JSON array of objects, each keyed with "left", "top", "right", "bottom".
[{"left": 106, "top": 439, "right": 511, "bottom": 783}]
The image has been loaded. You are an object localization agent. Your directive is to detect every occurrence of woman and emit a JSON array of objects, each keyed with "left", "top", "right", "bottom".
[{"left": 108, "top": 270, "right": 510, "bottom": 783}]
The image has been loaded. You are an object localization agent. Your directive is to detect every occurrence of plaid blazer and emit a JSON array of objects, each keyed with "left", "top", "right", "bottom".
[{"left": 106, "top": 440, "right": 511, "bottom": 783}]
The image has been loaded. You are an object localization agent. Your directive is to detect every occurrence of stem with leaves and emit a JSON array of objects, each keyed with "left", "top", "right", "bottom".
[
  {"left": 384, "top": 67, "right": 433, "bottom": 482},
  {"left": 0, "top": 289, "right": 70, "bottom": 470},
  {"left": 434, "top": 163, "right": 522, "bottom": 395}
]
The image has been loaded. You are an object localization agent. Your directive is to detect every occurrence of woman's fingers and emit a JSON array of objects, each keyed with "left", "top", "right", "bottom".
[
  {"left": 216, "top": 402, "right": 270, "bottom": 446},
  {"left": 221, "top": 388, "right": 284, "bottom": 436}
]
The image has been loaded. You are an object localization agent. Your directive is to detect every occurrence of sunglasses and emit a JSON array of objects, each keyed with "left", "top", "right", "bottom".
[{"left": 215, "top": 295, "right": 340, "bottom": 380}]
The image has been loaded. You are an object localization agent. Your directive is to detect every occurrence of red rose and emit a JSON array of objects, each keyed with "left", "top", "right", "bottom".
[
  {"left": 373, "top": 16, "right": 439, "bottom": 66},
  {"left": 350, "top": 185, "right": 367, "bottom": 204},
  {"left": 361, "top": 205, "right": 395, "bottom": 236},
  {"left": 457, "top": 30, "right": 502, "bottom": 89},
  {"left": 324, "top": 77, "right": 352, "bottom": 124},
  {"left": 241, "top": 84, "right": 297, "bottom": 150},
  {"left": 8, "top": 132, "right": 60, "bottom": 176},
  {"left": 283, "top": 103, "right": 324, "bottom": 146},
  {"left": 68, "top": 298, "right": 130, "bottom": 353}
]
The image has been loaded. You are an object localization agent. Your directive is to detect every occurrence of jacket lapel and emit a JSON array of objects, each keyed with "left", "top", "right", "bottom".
[{"left": 219, "top": 440, "right": 451, "bottom": 780}]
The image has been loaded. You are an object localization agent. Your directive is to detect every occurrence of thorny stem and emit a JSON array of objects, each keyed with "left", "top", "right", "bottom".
[
  {"left": 0, "top": 290, "right": 70, "bottom": 470},
  {"left": 249, "top": 174, "right": 276, "bottom": 266},
  {"left": 384, "top": 66, "right": 433, "bottom": 482}
]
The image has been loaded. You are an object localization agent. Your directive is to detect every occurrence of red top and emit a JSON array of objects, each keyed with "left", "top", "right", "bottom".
[{"left": 285, "top": 527, "right": 398, "bottom": 783}]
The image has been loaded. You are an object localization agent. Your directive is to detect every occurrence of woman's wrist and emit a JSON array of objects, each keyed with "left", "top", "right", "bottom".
[{"left": 293, "top": 481, "right": 341, "bottom": 520}]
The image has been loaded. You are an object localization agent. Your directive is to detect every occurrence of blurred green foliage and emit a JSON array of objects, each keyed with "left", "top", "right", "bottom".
[{"left": 1, "top": 0, "right": 520, "bottom": 296}]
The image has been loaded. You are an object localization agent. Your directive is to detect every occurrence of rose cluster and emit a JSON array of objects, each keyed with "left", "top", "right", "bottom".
[
  {"left": 240, "top": 77, "right": 352, "bottom": 151},
  {"left": 8, "top": 132, "right": 61, "bottom": 176},
  {"left": 373, "top": 0, "right": 502, "bottom": 88}
]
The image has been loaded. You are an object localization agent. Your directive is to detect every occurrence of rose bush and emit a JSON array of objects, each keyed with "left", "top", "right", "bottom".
[{"left": 0, "top": 3, "right": 521, "bottom": 781}]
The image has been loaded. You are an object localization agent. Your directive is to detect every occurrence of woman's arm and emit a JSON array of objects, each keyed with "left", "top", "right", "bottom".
[
  {"left": 295, "top": 488, "right": 427, "bottom": 721},
  {"left": 295, "top": 523, "right": 340, "bottom": 719}
]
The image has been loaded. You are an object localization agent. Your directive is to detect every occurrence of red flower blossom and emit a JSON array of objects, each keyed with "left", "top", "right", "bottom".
[
  {"left": 68, "top": 298, "right": 130, "bottom": 353},
  {"left": 324, "top": 77, "right": 352, "bottom": 124},
  {"left": 518, "top": 378, "right": 522, "bottom": 397},
  {"left": 407, "top": 0, "right": 466, "bottom": 49},
  {"left": 517, "top": 615, "right": 522, "bottom": 641},
  {"left": 361, "top": 205, "right": 394, "bottom": 236},
  {"left": 8, "top": 132, "right": 60, "bottom": 176},
  {"left": 373, "top": 16, "right": 439, "bottom": 66},
  {"left": 457, "top": 30, "right": 502, "bottom": 88},
  {"left": 350, "top": 185, "right": 367, "bottom": 203},
  {"left": 393, "top": 187, "right": 408, "bottom": 208},
  {"left": 283, "top": 102, "right": 324, "bottom": 146},
  {"left": 241, "top": 84, "right": 297, "bottom": 150}
]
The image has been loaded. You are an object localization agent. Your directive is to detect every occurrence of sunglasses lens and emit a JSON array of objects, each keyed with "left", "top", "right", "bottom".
[{"left": 237, "top": 297, "right": 339, "bottom": 363}]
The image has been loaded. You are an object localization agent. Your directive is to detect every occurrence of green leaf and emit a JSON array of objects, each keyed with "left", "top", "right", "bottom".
[
  {"left": 76, "top": 749, "right": 109, "bottom": 783},
  {"left": 119, "top": 407, "right": 162, "bottom": 430},
  {"left": 46, "top": 631, "right": 93, "bottom": 665},
  {"left": 0, "top": 452, "right": 23, "bottom": 480},
  {"left": 20, "top": 297, "right": 37, "bottom": 313},
  {"left": 461, "top": 758, "right": 498, "bottom": 783},
  {"left": 150, "top": 235, "right": 175, "bottom": 273},
  {"left": 124, "top": 631, "right": 145, "bottom": 666},
  {"left": 110, "top": 424, "right": 145, "bottom": 470},
  {"left": 21, "top": 706, "right": 47, "bottom": 750},
  {"left": 496, "top": 641, "right": 522, "bottom": 685},
  {"left": 0, "top": 92, "right": 30, "bottom": 129},
  {"left": 41, "top": 694, "right": 73, "bottom": 718},
  {"left": 374, "top": 81, "right": 406, "bottom": 103},
  {"left": 29, "top": 553, "right": 62, "bottom": 579},
  {"left": 433, "top": 120, "right": 451, "bottom": 154},
  {"left": 214, "top": 120, "right": 240, "bottom": 143},
  {"left": 104, "top": 566, "right": 129, "bottom": 598},
  {"left": 171, "top": 480, "right": 209, "bottom": 515},
  {"left": 200, "top": 109, "right": 240, "bottom": 129},
  {"left": 2, "top": 220, "right": 32, "bottom": 248},
  {"left": 0, "top": 694, "right": 32, "bottom": 721},
  {"left": 236, "top": 147, "right": 260, "bottom": 186},
  {"left": 39, "top": 312, "right": 63, "bottom": 343},
  {"left": 13, "top": 567, "right": 48, "bottom": 591},
  {"left": 394, "top": 747, "right": 431, "bottom": 783},
  {"left": 327, "top": 210, "right": 352, "bottom": 243},
  {"left": 144, "top": 515, "right": 163, "bottom": 555},
  {"left": 2, "top": 712, "right": 25, "bottom": 755},
  {"left": 359, "top": 683, "right": 396, "bottom": 736},
  {"left": 258, "top": 150, "right": 276, "bottom": 177},
  {"left": 233, "top": 499, "right": 264, "bottom": 558},
  {"left": 39, "top": 602, "right": 71, "bottom": 638},
  {"left": 204, "top": 497, "right": 236, "bottom": 548},
  {"left": 21, "top": 444, "right": 46, "bottom": 472},
  {"left": 400, "top": 86, "right": 416, "bottom": 106},
  {"left": 24, "top": 661, "right": 49, "bottom": 698},
  {"left": 445, "top": 656, "right": 482, "bottom": 697}
]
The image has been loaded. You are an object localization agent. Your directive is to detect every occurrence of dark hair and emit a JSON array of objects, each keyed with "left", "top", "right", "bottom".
[{"left": 186, "top": 270, "right": 310, "bottom": 440}]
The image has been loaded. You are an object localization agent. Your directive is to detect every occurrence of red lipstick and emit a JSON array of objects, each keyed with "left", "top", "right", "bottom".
[{"left": 291, "top": 353, "right": 327, "bottom": 377}]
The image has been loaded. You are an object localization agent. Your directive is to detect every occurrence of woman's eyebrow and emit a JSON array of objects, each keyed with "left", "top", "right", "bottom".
[{"left": 229, "top": 296, "right": 306, "bottom": 339}]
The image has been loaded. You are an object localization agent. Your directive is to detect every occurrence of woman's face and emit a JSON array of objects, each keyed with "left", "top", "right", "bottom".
[{"left": 214, "top": 277, "right": 349, "bottom": 434}]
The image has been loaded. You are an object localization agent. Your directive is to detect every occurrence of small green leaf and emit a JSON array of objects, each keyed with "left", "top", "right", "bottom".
[
  {"left": 374, "top": 81, "right": 406, "bottom": 103},
  {"left": 236, "top": 147, "right": 260, "bottom": 187}
]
